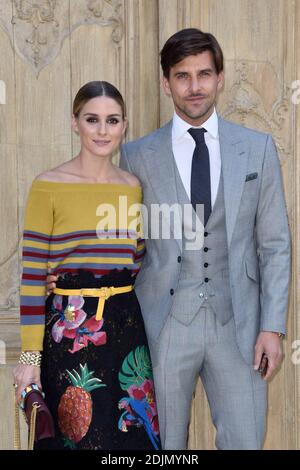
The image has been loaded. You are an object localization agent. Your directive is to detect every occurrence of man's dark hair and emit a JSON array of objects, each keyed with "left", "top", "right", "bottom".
[{"left": 160, "top": 28, "right": 224, "bottom": 78}]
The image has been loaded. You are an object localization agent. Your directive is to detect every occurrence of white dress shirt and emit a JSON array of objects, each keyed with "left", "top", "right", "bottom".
[{"left": 172, "top": 108, "right": 221, "bottom": 209}]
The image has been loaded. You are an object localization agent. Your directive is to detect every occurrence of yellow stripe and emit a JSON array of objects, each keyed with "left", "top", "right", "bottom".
[
  {"left": 58, "top": 256, "right": 134, "bottom": 265},
  {"left": 21, "top": 285, "right": 46, "bottom": 296},
  {"left": 23, "top": 238, "right": 137, "bottom": 251},
  {"left": 21, "top": 325, "right": 45, "bottom": 351},
  {"left": 23, "top": 240, "right": 50, "bottom": 250},
  {"left": 23, "top": 261, "right": 48, "bottom": 270}
]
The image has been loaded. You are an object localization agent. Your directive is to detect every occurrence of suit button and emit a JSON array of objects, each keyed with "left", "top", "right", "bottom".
[
  {"left": 204, "top": 278, "right": 209, "bottom": 283},
  {"left": 204, "top": 247, "right": 209, "bottom": 252},
  {"left": 199, "top": 292, "right": 204, "bottom": 298},
  {"left": 177, "top": 256, "right": 182, "bottom": 263},
  {"left": 204, "top": 232, "right": 208, "bottom": 237},
  {"left": 204, "top": 263, "right": 209, "bottom": 268},
  {"left": 170, "top": 289, "right": 174, "bottom": 295}
]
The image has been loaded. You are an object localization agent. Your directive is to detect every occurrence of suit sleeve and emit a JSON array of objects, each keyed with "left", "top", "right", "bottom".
[{"left": 256, "top": 135, "right": 291, "bottom": 333}]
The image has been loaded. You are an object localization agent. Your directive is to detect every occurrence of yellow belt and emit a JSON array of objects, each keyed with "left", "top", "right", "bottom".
[{"left": 53, "top": 285, "right": 133, "bottom": 321}]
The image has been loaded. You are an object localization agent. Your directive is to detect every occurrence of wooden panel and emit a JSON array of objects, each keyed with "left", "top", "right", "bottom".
[
  {"left": 124, "top": 0, "right": 159, "bottom": 141},
  {"left": 0, "top": 19, "right": 19, "bottom": 313},
  {"left": 295, "top": 0, "right": 300, "bottom": 453}
]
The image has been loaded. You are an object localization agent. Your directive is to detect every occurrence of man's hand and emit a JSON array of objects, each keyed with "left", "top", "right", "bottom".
[
  {"left": 254, "top": 331, "right": 283, "bottom": 381},
  {"left": 46, "top": 268, "right": 58, "bottom": 295}
]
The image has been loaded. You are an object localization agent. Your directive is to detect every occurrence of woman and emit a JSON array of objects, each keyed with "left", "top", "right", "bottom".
[{"left": 13, "top": 81, "right": 161, "bottom": 450}]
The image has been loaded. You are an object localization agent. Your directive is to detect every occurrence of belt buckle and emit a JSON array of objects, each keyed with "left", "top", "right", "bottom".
[{"left": 99, "top": 286, "right": 113, "bottom": 300}]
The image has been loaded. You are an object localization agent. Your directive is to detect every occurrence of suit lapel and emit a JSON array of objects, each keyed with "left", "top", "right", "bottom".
[
  {"left": 143, "top": 121, "right": 182, "bottom": 251},
  {"left": 219, "top": 118, "right": 249, "bottom": 247},
  {"left": 141, "top": 117, "right": 249, "bottom": 250}
]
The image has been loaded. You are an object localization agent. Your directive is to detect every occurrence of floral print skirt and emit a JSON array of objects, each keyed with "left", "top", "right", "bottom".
[{"left": 36, "top": 269, "right": 161, "bottom": 450}]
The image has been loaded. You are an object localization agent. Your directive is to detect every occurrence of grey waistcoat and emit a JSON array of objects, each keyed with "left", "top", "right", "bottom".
[{"left": 170, "top": 159, "right": 234, "bottom": 326}]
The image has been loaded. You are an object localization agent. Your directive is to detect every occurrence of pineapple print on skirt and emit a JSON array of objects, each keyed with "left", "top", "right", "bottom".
[
  {"left": 58, "top": 364, "right": 106, "bottom": 448},
  {"left": 35, "top": 269, "right": 161, "bottom": 450}
]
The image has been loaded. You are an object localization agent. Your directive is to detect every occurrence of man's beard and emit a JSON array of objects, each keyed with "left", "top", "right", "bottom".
[{"left": 178, "top": 99, "right": 213, "bottom": 122}]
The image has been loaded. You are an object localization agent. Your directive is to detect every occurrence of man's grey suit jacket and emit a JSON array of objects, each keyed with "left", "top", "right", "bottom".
[{"left": 120, "top": 117, "right": 291, "bottom": 364}]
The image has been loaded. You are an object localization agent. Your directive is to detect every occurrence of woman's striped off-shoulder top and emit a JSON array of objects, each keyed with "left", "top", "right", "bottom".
[{"left": 20, "top": 180, "right": 145, "bottom": 351}]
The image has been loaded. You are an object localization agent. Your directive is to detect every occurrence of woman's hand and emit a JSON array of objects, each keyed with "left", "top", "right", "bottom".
[{"left": 13, "top": 364, "right": 42, "bottom": 404}]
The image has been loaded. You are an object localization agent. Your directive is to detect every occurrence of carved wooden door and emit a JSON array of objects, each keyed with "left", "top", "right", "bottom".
[{"left": 0, "top": 0, "right": 299, "bottom": 450}]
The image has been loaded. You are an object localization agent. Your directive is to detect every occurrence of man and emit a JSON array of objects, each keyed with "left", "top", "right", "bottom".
[
  {"left": 119, "top": 29, "right": 290, "bottom": 450},
  {"left": 47, "top": 29, "right": 290, "bottom": 449}
]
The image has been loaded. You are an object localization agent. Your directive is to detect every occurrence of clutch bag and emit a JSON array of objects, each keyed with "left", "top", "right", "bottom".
[{"left": 14, "top": 383, "right": 55, "bottom": 450}]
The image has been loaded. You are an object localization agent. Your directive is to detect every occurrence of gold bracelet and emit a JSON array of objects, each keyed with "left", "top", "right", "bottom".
[{"left": 19, "top": 351, "right": 42, "bottom": 367}]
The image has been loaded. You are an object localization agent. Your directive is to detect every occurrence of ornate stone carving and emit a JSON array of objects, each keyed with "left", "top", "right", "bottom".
[
  {"left": 0, "top": 0, "right": 124, "bottom": 75},
  {"left": 11, "top": 0, "right": 60, "bottom": 72},
  {"left": 12, "top": 1, "right": 59, "bottom": 68},
  {"left": 219, "top": 61, "right": 291, "bottom": 162},
  {"left": 85, "top": 0, "right": 123, "bottom": 44},
  {"left": 87, "top": 0, "right": 106, "bottom": 17}
]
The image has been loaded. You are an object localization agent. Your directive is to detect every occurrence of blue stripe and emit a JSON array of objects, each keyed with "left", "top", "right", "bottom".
[
  {"left": 22, "top": 267, "right": 47, "bottom": 275},
  {"left": 23, "top": 247, "right": 49, "bottom": 254},
  {"left": 23, "top": 236, "right": 50, "bottom": 244},
  {"left": 21, "top": 279, "right": 45, "bottom": 286},
  {"left": 21, "top": 296, "right": 45, "bottom": 306},
  {"left": 21, "top": 315, "right": 45, "bottom": 325},
  {"left": 24, "top": 230, "right": 50, "bottom": 237}
]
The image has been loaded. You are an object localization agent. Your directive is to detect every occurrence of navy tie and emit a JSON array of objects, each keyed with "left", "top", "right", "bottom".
[{"left": 188, "top": 127, "right": 211, "bottom": 226}]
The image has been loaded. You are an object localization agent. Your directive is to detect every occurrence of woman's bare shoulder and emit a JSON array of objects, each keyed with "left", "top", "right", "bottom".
[{"left": 35, "top": 162, "right": 76, "bottom": 182}]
